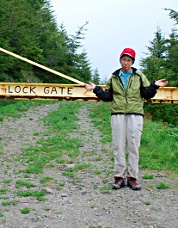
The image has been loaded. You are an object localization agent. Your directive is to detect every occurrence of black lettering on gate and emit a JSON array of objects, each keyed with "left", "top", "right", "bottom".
[
  {"left": 68, "top": 88, "right": 73, "bottom": 95},
  {"left": 22, "top": 87, "right": 28, "bottom": 94},
  {"left": 44, "top": 87, "right": 49, "bottom": 94},
  {"left": 60, "top": 87, "right": 65, "bottom": 94},
  {"left": 8, "top": 86, "right": 13, "bottom": 93},
  {"left": 30, "top": 87, "right": 36, "bottom": 94},
  {"left": 51, "top": 87, "right": 57, "bottom": 94},
  {"left": 15, "top": 86, "right": 21, "bottom": 93}
]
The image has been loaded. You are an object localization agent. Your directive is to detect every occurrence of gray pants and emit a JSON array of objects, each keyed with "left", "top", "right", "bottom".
[{"left": 111, "top": 114, "right": 143, "bottom": 180}]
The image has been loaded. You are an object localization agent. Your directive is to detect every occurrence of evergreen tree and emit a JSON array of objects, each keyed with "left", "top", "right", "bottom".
[
  {"left": 140, "top": 8, "right": 178, "bottom": 87},
  {"left": 140, "top": 27, "right": 167, "bottom": 82},
  {"left": 92, "top": 68, "right": 101, "bottom": 84},
  {"left": 164, "top": 8, "right": 178, "bottom": 86},
  {"left": 0, "top": 0, "right": 18, "bottom": 81},
  {"left": 0, "top": 1, "right": 93, "bottom": 84},
  {"left": 165, "top": 30, "right": 178, "bottom": 86},
  {"left": 100, "top": 76, "right": 108, "bottom": 85},
  {"left": 165, "top": 8, "right": 178, "bottom": 24},
  {"left": 139, "top": 8, "right": 178, "bottom": 126}
]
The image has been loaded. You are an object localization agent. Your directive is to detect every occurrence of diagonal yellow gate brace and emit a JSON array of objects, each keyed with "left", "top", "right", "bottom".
[
  {"left": 0, "top": 47, "right": 178, "bottom": 103},
  {"left": 0, "top": 47, "right": 84, "bottom": 85}
]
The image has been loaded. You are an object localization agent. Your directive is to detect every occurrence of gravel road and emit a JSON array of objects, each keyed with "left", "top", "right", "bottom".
[{"left": 0, "top": 102, "right": 177, "bottom": 228}]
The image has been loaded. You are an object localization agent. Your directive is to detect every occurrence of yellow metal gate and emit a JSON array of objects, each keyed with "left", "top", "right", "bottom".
[{"left": 0, "top": 47, "right": 177, "bottom": 103}]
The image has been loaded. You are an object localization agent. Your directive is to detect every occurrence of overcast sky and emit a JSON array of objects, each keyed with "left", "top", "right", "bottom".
[{"left": 50, "top": 0, "right": 177, "bottom": 81}]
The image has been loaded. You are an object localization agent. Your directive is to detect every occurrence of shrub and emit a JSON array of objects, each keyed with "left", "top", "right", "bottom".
[{"left": 144, "top": 104, "right": 178, "bottom": 126}]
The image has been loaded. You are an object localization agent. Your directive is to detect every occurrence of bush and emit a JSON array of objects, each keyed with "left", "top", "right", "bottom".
[{"left": 144, "top": 104, "right": 178, "bottom": 126}]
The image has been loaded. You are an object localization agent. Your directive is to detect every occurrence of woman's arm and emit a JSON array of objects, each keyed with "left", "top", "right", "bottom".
[
  {"left": 84, "top": 82, "right": 113, "bottom": 101},
  {"left": 140, "top": 79, "right": 168, "bottom": 100}
]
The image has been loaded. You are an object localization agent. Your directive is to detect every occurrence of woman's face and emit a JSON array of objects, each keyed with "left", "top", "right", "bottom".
[{"left": 120, "top": 56, "right": 133, "bottom": 72}]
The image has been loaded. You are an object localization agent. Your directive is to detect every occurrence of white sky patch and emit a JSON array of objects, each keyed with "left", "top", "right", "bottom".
[{"left": 50, "top": 0, "right": 178, "bottom": 80}]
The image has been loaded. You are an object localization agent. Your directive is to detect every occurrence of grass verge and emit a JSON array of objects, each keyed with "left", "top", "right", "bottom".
[
  {"left": 18, "top": 101, "right": 86, "bottom": 176},
  {"left": 88, "top": 102, "right": 178, "bottom": 173},
  {"left": 0, "top": 99, "right": 56, "bottom": 121}
]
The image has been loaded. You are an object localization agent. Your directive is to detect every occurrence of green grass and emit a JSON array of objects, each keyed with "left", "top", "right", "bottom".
[
  {"left": 0, "top": 100, "right": 54, "bottom": 121},
  {"left": 17, "top": 190, "right": 46, "bottom": 201},
  {"left": 0, "top": 146, "right": 3, "bottom": 155},
  {"left": 88, "top": 103, "right": 112, "bottom": 143},
  {"left": 40, "top": 177, "right": 54, "bottom": 183},
  {"left": 57, "top": 210, "right": 62, "bottom": 214},
  {"left": 88, "top": 102, "right": 178, "bottom": 173},
  {"left": 142, "top": 173, "right": 154, "bottom": 179},
  {"left": 99, "top": 185, "right": 112, "bottom": 194},
  {"left": 2, "top": 200, "right": 19, "bottom": 206},
  {"left": 59, "top": 182, "right": 65, "bottom": 187},
  {"left": 21, "top": 207, "right": 31, "bottom": 214},
  {"left": 17, "top": 101, "right": 84, "bottom": 178},
  {"left": 94, "top": 169, "right": 102, "bottom": 175},
  {"left": 0, "top": 189, "right": 7, "bottom": 194},
  {"left": 15, "top": 180, "right": 36, "bottom": 188},
  {"left": 156, "top": 182, "right": 169, "bottom": 189},
  {"left": 0, "top": 99, "right": 176, "bottom": 227},
  {"left": 140, "top": 120, "right": 178, "bottom": 172},
  {"left": 62, "top": 171, "right": 75, "bottom": 178},
  {"left": 0, "top": 99, "right": 177, "bottom": 206},
  {"left": 144, "top": 201, "right": 151, "bottom": 205},
  {"left": 1, "top": 100, "right": 177, "bottom": 177}
]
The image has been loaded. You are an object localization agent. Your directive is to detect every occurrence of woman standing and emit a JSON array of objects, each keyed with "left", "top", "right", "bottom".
[{"left": 84, "top": 48, "right": 168, "bottom": 190}]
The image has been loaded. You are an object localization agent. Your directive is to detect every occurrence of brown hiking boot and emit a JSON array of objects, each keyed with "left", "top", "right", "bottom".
[
  {"left": 127, "top": 177, "right": 142, "bottom": 190},
  {"left": 112, "top": 177, "right": 126, "bottom": 189}
]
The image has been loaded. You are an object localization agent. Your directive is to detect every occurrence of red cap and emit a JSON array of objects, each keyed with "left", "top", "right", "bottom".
[{"left": 120, "top": 48, "right": 136, "bottom": 62}]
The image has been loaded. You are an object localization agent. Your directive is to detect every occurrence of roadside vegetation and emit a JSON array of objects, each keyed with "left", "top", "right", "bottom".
[
  {"left": 0, "top": 99, "right": 55, "bottom": 121},
  {"left": 0, "top": 2, "right": 177, "bottom": 225},
  {"left": 88, "top": 102, "right": 178, "bottom": 173},
  {"left": 0, "top": 1, "right": 178, "bottom": 86},
  {"left": 0, "top": 100, "right": 177, "bottom": 223},
  {"left": 0, "top": 100, "right": 177, "bottom": 176}
]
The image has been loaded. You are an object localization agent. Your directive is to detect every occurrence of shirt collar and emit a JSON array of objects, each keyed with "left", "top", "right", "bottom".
[{"left": 119, "top": 69, "right": 133, "bottom": 77}]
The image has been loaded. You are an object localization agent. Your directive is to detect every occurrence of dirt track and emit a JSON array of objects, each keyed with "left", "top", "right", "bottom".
[{"left": 0, "top": 102, "right": 177, "bottom": 228}]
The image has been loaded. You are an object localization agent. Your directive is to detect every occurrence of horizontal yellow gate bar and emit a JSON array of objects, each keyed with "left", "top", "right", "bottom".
[
  {"left": 0, "top": 82, "right": 177, "bottom": 103},
  {"left": 151, "top": 87, "right": 178, "bottom": 104},
  {"left": 0, "top": 82, "right": 100, "bottom": 101},
  {"left": 0, "top": 48, "right": 177, "bottom": 103}
]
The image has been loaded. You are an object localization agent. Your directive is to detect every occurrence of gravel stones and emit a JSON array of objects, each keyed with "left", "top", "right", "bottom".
[{"left": 0, "top": 102, "right": 177, "bottom": 228}]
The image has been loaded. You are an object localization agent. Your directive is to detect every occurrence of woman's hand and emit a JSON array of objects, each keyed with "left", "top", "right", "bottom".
[
  {"left": 84, "top": 82, "right": 96, "bottom": 91},
  {"left": 155, "top": 79, "right": 168, "bottom": 87}
]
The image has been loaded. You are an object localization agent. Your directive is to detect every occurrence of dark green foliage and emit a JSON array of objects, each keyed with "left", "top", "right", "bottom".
[
  {"left": 89, "top": 102, "right": 178, "bottom": 173},
  {"left": 140, "top": 9, "right": 178, "bottom": 128},
  {"left": 92, "top": 68, "right": 101, "bottom": 84},
  {"left": 140, "top": 9, "right": 178, "bottom": 87},
  {"left": 0, "top": 0, "right": 93, "bottom": 83},
  {"left": 144, "top": 104, "right": 178, "bottom": 126},
  {"left": 165, "top": 8, "right": 178, "bottom": 24}
]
